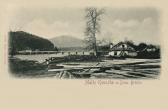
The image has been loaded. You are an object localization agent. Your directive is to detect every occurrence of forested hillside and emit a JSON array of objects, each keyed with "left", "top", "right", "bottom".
[{"left": 9, "top": 31, "right": 57, "bottom": 55}]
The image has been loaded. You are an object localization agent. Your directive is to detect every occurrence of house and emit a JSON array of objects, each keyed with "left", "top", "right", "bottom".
[{"left": 108, "top": 41, "right": 137, "bottom": 57}]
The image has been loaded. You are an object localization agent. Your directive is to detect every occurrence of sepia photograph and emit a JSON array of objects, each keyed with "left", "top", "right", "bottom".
[
  {"left": 8, "top": 7, "right": 161, "bottom": 79},
  {"left": 2, "top": 0, "right": 168, "bottom": 108}
]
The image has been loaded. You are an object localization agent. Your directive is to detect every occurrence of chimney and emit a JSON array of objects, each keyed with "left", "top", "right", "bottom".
[{"left": 110, "top": 43, "right": 113, "bottom": 49}]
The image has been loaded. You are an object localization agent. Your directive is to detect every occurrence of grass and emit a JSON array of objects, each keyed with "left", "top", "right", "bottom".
[{"left": 9, "top": 57, "right": 48, "bottom": 77}]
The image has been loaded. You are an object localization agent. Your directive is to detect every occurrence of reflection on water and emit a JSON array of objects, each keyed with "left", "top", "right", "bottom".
[
  {"left": 14, "top": 52, "right": 91, "bottom": 63},
  {"left": 14, "top": 54, "right": 67, "bottom": 63}
]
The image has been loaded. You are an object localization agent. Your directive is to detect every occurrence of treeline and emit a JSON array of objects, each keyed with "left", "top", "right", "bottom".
[
  {"left": 126, "top": 41, "right": 160, "bottom": 59},
  {"left": 9, "top": 31, "right": 58, "bottom": 55}
]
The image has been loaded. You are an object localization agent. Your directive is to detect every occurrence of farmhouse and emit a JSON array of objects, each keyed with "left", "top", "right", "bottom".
[{"left": 109, "top": 41, "right": 137, "bottom": 57}]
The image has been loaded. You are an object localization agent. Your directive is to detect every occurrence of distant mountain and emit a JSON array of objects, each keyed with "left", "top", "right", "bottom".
[
  {"left": 9, "top": 31, "right": 56, "bottom": 55},
  {"left": 50, "top": 35, "right": 86, "bottom": 48}
]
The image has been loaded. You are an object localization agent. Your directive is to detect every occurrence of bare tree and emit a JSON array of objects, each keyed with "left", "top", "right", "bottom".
[{"left": 84, "top": 7, "right": 105, "bottom": 56}]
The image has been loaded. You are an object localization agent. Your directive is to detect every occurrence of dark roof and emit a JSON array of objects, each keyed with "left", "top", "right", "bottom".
[{"left": 110, "top": 41, "right": 136, "bottom": 51}]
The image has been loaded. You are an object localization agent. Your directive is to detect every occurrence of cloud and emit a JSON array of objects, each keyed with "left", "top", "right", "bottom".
[
  {"left": 113, "top": 19, "right": 140, "bottom": 28},
  {"left": 22, "top": 16, "right": 159, "bottom": 44},
  {"left": 22, "top": 19, "right": 85, "bottom": 39},
  {"left": 11, "top": 7, "right": 159, "bottom": 45},
  {"left": 142, "top": 17, "right": 153, "bottom": 25},
  {"left": 23, "top": 19, "right": 55, "bottom": 38},
  {"left": 99, "top": 17, "right": 159, "bottom": 44}
]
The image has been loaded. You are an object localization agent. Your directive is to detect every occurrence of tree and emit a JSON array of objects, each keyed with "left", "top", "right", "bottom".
[
  {"left": 84, "top": 7, "right": 105, "bottom": 56},
  {"left": 125, "top": 40, "right": 137, "bottom": 50},
  {"left": 137, "top": 43, "right": 147, "bottom": 51}
]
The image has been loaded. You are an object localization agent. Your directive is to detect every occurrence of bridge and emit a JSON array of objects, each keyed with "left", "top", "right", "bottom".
[{"left": 17, "top": 50, "right": 92, "bottom": 55}]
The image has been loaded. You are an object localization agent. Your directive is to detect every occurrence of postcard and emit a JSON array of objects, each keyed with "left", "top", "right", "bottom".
[{"left": 0, "top": 0, "right": 168, "bottom": 109}]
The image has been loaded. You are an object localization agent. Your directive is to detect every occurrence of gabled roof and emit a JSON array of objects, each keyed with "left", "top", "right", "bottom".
[{"left": 110, "top": 41, "right": 136, "bottom": 51}]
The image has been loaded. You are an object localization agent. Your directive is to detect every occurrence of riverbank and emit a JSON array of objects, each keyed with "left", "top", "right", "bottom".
[
  {"left": 9, "top": 57, "right": 48, "bottom": 77},
  {"left": 9, "top": 56, "right": 161, "bottom": 79}
]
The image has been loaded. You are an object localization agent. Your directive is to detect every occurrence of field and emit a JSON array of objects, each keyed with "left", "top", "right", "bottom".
[{"left": 9, "top": 55, "right": 161, "bottom": 79}]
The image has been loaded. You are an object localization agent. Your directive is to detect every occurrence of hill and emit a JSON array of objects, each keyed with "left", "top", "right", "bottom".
[
  {"left": 9, "top": 31, "right": 56, "bottom": 55},
  {"left": 49, "top": 35, "right": 86, "bottom": 48}
]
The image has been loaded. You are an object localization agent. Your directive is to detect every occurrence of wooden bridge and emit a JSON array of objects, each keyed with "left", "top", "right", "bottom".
[{"left": 17, "top": 50, "right": 92, "bottom": 55}]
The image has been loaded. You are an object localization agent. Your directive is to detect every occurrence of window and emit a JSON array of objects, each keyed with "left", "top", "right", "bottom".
[
  {"left": 122, "top": 44, "right": 125, "bottom": 48},
  {"left": 114, "top": 51, "right": 117, "bottom": 55}
]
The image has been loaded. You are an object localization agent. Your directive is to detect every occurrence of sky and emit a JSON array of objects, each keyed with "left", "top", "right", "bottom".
[{"left": 10, "top": 7, "right": 160, "bottom": 45}]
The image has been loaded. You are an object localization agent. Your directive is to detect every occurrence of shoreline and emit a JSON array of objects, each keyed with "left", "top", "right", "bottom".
[{"left": 8, "top": 56, "right": 160, "bottom": 79}]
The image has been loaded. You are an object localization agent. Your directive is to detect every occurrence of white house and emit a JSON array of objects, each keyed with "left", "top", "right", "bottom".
[{"left": 109, "top": 42, "right": 137, "bottom": 57}]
